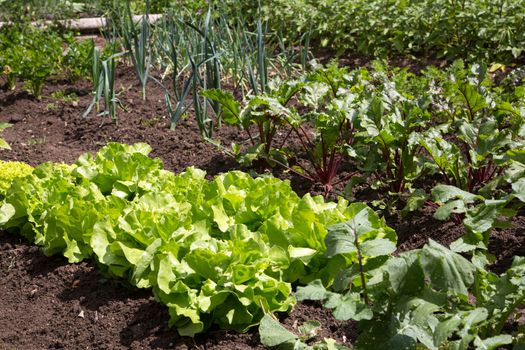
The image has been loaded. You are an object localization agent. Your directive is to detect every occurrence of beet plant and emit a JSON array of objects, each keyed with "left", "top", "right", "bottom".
[
  {"left": 204, "top": 64, "right": 363, "bottom": 195},
  {"left": 202, "top": 80, "right": 304, "bottom": 168},
  {"left": 420, "top": 63, "right": 524, "bottom": 194},
  {"left": 353, "top": 63, "right": 434, "bottom": 197}
]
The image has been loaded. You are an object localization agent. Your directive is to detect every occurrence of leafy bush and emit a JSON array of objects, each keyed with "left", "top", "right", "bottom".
[
  {"left": 62, "top": 37, "right": 94, "bottom": 81},
  {"left": 255, "top": 0, "right": 525, "bottom": 62},
  {"left": 297, "top": 229, "right": 525, "bottom": 349},
  {"left": 0, "top": 24, "right": 92, "bottom": 97},
  {"left": 0, "top": 142, "right": 361, "bottom": 336}
]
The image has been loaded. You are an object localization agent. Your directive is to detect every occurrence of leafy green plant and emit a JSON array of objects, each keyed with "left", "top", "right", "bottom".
[
  {"left": 62, "top": 38, "right": 94, "bottom": 81},
  {"left": 204, "top": 64, "right": 363, "bottom": 194},
  {"left": 298, "top": 236, "right": 525, "bottom": 349},
  {"left": 429, "top": 185, "right": 513, "bottom": 264},
  {"left": 351, "top": 64, "right": 434, "bottom": 197},
  {"left": 259, "top": 314, "right": 351, "bottom": 350},
  {"left": 202, "top": 80, "right": 302, "bottom": 169},
  {"left": 0, "top": 24, "right": 63, "bottom": 98},
  {"left": 0, "top": 161, "right": 33, "bottom": 198},
  {"left": 0, "top": 142, "right": 359, "bottom": 336},
  {"left": 419, "top": 81, "right": 520, "bottom": 195},
  {"left": 428, "top": 154, "right": 525, "bottom": 261},
  {"left": 0, "top": 123, "right": 12, "bottom": 150},
  {"left": 404, "top": 63, "right": 525, "bottom": 226},
  {"left": 0, "top": 24, "right": 91, "bottom": 97},
  {"left": 0, "top": 0, "right": 81, "bottom": 22}
]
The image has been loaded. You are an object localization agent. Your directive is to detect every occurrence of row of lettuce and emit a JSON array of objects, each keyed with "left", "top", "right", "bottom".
[
  {"left": 0, "top": 143, "right": 359, "bottom": 336},
  {"left": 0, "top": 143, "right": 524, "bottom": 348}
]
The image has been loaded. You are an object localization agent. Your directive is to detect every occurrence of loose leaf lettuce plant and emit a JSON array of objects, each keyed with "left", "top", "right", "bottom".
[
  {"left": 0, "top": 142, "right": 360, "bottom": 336},
  {"left": 0, "top": 160, "right": 33, "bottom": 195}
]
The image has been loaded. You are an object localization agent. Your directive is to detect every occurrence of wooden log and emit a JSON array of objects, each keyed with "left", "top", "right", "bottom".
[{"left": 0, "top": 14, "right": 163, "bottom": 33}]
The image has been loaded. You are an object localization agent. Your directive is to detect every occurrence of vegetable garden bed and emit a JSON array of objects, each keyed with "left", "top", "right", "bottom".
[
  {"left": 1, "top": 1, "right": 524, "bottom": 348},
  {"left": 1, "top": 60, "right": 524, "bottom": 349},
  {"left": 0, "top": 68, "right": 357, "bottom": 349}
]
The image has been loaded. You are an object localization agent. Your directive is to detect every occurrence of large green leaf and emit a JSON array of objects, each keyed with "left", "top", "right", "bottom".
[
  {"left": 259, "top": 314, "right": 298, "bottom": 347},
  {"left": 201, "top": 89, "right": 241, "bottom": 125},
  {"left": 323, "top": 291, "right": 373, "bottom": 321},
  {"left": 456, "top": 83, "right": 487, "bottom": 119},
  {"left": 296, "top": 279, "right": 328, "bottom": 301},
  {"left": 512, "top": 178, "right": 525, "bottom": 202},
  {"left": 432, "top": 184, "right": 482, "bottom": 203},
  {"left": 419, "top": 240, "right": 475, "bottom": 296},
  {"left": 325, "top": 204, "right": 396, "bottom": 259}
]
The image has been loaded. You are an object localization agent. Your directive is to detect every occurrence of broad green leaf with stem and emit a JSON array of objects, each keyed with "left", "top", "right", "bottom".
[
  {"left": 201, "top": 89, "right": 241, "bottom": 125},
  {"left": 297, "top": 204, "right": 395, "bottom": 314},
  {"left": 299, "top": 237, "right": 521, "bottom": 348},
  {"left": 431, "top": 184, "right": 515, "bottom": 257},
  {"left": 259, "top": 314, "right": 351, "bottom": 350}
]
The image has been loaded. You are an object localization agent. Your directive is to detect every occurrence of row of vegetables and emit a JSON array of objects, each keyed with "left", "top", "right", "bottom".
[
  {"left": 0, "top": 141, "right": 524, "bottom": 348},
  {"left": 206, "top": 60, "right": 525, "bottom": 197},
  {"left": 202, "top": 61, "right": 525, "bottom": 263}
]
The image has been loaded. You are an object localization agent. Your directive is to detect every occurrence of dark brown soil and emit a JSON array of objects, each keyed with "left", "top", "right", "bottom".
[{"left": 0, "top": 64, "right": 523, "bottom": 349}]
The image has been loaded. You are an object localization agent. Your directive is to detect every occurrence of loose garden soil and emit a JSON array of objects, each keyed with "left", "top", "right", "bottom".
[{"left": 1, "top": 64, "right": 523, "bottom": 349}]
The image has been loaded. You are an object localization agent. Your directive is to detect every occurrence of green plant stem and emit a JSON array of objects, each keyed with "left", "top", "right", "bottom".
[{"left": 353, "top": 223, "right": 369, "bottom": 305}]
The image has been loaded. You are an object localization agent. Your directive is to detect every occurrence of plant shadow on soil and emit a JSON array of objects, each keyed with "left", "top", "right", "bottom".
[{"left": 0, "top": 64, "right": 523, "bottom": 349}]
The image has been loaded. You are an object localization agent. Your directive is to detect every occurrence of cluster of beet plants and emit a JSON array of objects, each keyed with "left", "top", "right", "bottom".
[{"left": 204, "top": 60, "right": 525, "bottom": 262}]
